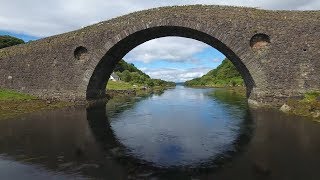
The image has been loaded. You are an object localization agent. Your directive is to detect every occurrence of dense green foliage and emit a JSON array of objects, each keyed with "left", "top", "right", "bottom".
[
  {"left": 185, "top": 59, "right": 244, "bottom": 87},
  {"left": 114, "top": 60, "right": 150, "bottom": 79},
  {"left": 0, "top": 35, "right": 25, "bottom": 49},
  {"left": 112, "top": 60, "right": 175, "bottom": 87}
]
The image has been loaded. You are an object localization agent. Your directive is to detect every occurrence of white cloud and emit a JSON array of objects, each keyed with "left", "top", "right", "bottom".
[
  {"left": 0, "top": 0, "right": 319, "bottom": 37},
  {"left": 254, "top": 0, "right": 320, "bottom": 10},
  {"left": 124, "top": 37, "right": 210, "bottom": 63},
  {"left": 144, "top": 67, "right": 212, "bottom": 82}
]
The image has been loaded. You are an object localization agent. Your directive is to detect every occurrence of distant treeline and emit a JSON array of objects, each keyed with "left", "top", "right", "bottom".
[
  {"left": 185, "top": 58, "right": 244, "bottom": 87},
  {"left": 114, "top": 60, "right": 176, "bottom": 87}
]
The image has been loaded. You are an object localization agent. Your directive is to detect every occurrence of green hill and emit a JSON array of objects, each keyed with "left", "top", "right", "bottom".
[
  {"left": 111, "top": 59, "right": 175, "bottom": 87},
  {"left": 0, "top": 35, "right": 25, "bottom": 49},
  {"left": 185, "top": 58, "right": 244, "bottom": 87},
  {"left": 114, "top": 60, "right": 150, "bottom": 79}
]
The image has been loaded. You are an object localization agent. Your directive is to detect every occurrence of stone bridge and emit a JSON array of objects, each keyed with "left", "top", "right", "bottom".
[{"left": 0, "top": 5, "right": 319, "bottom": 105}]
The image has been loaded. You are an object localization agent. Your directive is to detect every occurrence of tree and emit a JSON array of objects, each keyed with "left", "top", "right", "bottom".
[
  {"left": 113, "top": 60, "right": 175, "bottom": 88},
  {"left": 147, "top": 79, "right": 155, "bottom": 87},
  {"left": 0, "top": 35, "right": 25, "bottom": 49}
]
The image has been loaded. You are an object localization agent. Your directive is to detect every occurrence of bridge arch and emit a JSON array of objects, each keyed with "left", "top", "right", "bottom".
[{"left": 86, "top": 26, "right": 256, "bottom": 100}]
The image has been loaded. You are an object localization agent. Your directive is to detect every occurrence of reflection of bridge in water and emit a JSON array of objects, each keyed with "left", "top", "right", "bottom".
[
  {"left": 0, "top": 89, "right": 319, "bottom": 179},
  {"left": 87, "top": 89, "right": 254, "bottom": 171}
]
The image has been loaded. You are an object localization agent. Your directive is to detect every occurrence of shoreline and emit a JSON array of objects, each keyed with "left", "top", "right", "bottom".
[
  {"left": 0, "top": 99, "right": 72, "bottom": 120},
  {"left": 186, "top": 85, "right": 320, "bottom": 121},
  {"left": 1, "top": 87, "right": 319, "bottom": 121},
  {"left": 0, "top": 86, "right": 173, "bottom": 119},
  {"left": 106, "top": 86, "right": 173, "bottom": 99},
  {"left": 281, "top": 95, "right": 320, "bottom": 121}
]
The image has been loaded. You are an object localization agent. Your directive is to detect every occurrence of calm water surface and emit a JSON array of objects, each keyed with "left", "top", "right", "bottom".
[{"left": 0, "top": 86, "right": 319, "bottom": 180}]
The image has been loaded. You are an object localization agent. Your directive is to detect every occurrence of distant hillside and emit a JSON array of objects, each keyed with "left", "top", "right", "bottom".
[
  {"left": 113, "top": 59, "right": 175, "bottom": 87},
  {"left": 0, "top": 35, "right": 24, "bottom": 49},
  {"left": 185, "top": 58, "right": 244, "bottom": 87},
  {"left": 114, "top": 60, "right": 150, "bottom": 79}
]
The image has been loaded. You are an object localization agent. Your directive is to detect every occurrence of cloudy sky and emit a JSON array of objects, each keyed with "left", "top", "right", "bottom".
[{"left": 1, "top": 0, "right": 319, "bottom": 82}]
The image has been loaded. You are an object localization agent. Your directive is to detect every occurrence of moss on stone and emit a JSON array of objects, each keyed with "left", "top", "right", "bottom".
[
  {"left": 285, "top": 91, "right": 320, "bottom": 121},
  {"left": 303, "top": 91, "right": 320, "bottom": 102},
  {"left": 0, "top": 89, "right": 36, "bottom": 101}
]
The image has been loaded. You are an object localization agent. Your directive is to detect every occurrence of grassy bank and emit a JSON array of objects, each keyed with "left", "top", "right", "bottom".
[
  {"left": 107, "top": 81, "right": 138, "bottom": 90},
  {"left": 0, "top": 89, "right": 71, "bottom": 119},
  {"left": 0, "top": 81, "right": 170, "bottom": 119},
  {"left": 0, "top": 89, "right": 36, "bottom": 101},
  {"left": 282, "top": 91, "right": 320, "bottom": 121}
]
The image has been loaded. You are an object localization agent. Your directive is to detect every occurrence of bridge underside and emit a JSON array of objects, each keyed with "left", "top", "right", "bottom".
[{"left": 0, "top": 5, "right": 319, "bottom": 105}]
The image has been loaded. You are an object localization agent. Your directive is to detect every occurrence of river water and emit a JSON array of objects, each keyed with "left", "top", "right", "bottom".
[{"left": 0, "top": 86, "right": 319, "bottom": 180}]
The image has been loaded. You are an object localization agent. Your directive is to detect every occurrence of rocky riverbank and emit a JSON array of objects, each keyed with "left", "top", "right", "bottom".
[
  {"left": 0, "top": 99, "right": 71, "bottom": 120},
  {"left": 0, "top": 89, "right": 72, "bottom": 119},
  {"left": 0, "top": 86, "right": 172, "bottom": 120},
  {"left": 2, "top": 87, "right": 319, "bottom": 122},
  {"left": 279, "top": 92, "right": 320, "bottom": 121}
]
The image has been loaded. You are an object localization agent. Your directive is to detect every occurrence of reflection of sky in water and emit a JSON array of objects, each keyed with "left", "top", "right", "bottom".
[{"left": 110, "top": 86, "right": 247, "bottom": 167}]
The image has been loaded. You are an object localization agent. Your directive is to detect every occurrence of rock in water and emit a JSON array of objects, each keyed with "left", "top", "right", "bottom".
[{"left": 280, "top": 104, "right": 291, "bottom": 113}]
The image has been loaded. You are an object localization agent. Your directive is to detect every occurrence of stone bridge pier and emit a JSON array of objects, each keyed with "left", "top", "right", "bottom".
[{"left": 0, "top": 5, "right": 319, "bottom": 105}]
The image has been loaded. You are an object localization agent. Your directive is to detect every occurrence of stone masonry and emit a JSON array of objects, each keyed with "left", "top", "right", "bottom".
[{"left": 0, "top": 5, "right": 319, "bottom": 105}]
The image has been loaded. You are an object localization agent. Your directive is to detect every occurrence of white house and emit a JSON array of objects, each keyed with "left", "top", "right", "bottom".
[{"left": 109, "top": 72, "right": 121, "bottom": 81}]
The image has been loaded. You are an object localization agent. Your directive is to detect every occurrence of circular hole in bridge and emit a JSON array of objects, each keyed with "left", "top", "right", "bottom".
[
  {"left": 74, "top": 46, "right": 88, "bottom": 60},
  {"left": 250, "top": 33, "right": 270, "bottom": 50}
]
